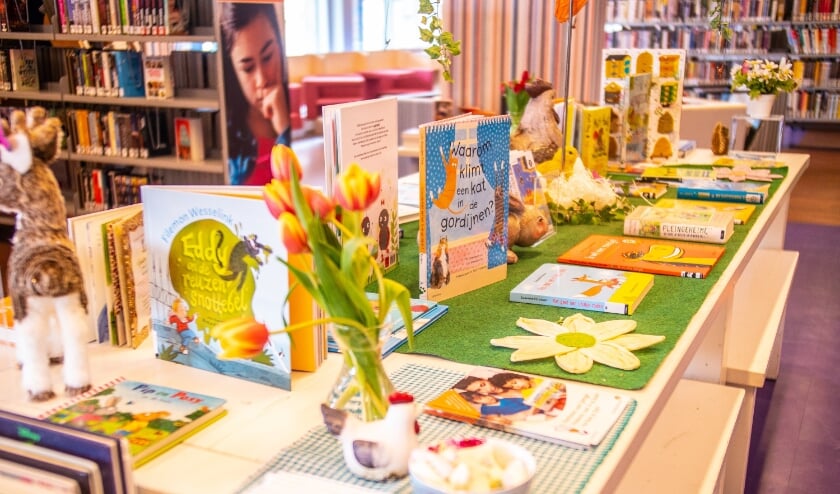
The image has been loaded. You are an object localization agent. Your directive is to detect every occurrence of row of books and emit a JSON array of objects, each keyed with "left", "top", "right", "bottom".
[
  {"left": 786, "top": 25, "right": 840, "bottom": 54},
  {"left": 64, "top": 49, "right": 174, "bottom": 99},
  {"left": 0, "top": 0, "right": 33, "bottom": 32},
  {"left": 787, "top": 88, "right": 840, "bottom": 118},
  {"left": 607, "top": 26, "right": 788, "bottom": 54},
  {"left": 605, "top": 0, "right": 840, "bottom": 23},
  {"left": 76, "top": 166, "right": 155, "bottom": 213},
  {"left": 792, "top": 58, "right": 840, "bottom": 86},
  {"left": 56, "top": 0, "right": 190, "bottom": 35},
  {"left": 65, "top": 108, "right": 172, "bottom": 160}
]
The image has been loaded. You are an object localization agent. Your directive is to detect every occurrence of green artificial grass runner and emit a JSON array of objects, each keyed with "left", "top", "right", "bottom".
[{"left": 381, "top": 166, "right": 788, "bottom": 390}]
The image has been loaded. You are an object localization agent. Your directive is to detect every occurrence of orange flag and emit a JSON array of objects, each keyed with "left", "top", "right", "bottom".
[{"left": 554, "top": 0, "right": 589, "bottom": 23}]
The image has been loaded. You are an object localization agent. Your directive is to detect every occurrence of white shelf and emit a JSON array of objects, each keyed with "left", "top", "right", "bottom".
[
  {"left": 616, "top": 379, "right": 745, "bottom": 494},
  {"left": 64, "top": 90, "right": 220, "bottom": 111},
  {"left": 726, "top": 249, "right": 800, "bottom": 388},
  {"left": 0, "top": 90, "right": 63, "bottom": 102},
  {"left": 67, "top": 153, "right": 225, "bottom": 174}
]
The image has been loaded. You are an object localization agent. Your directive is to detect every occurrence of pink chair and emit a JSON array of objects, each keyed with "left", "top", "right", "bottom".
[
  {"left": 301, "top": 74, "right": 367, "bottom": 120},
  {"left": 288, "top": 82, "right": 303, "bottom": 129}
]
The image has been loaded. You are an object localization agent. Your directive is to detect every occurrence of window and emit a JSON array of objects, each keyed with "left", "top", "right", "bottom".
[{"left": 284, "top": 0, "right": 428, "bottom": 55}]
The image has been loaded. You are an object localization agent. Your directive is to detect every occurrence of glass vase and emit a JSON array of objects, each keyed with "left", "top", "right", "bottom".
[{"left": 326, "top": 322, "right": 393, "bottom": 422}]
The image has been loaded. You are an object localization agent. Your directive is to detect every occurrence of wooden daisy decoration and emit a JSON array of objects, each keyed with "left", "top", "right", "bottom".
[{"left": 490, "top": 314, "right": 665, "bottom": 374}]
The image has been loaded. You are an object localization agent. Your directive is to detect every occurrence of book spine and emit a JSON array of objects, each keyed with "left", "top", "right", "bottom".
[
  {"left": 676, "top": 187, "right": 766, "bottom": 204},
  {"left": 510, "top": 291, "right": 614, "bottom": 313},
  {"left": 624, "top": 218, "right": 730, "bottom": 244}
]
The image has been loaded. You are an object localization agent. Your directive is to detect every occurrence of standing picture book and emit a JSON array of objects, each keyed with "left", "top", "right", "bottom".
[
  {"left": 574, "top": 104, "right": 611, "bottom": 177},
  {"left": 654, "top": 198, "right": 756, "bottom": 225},
  {"left": 424, "top": 366, "right": 633, "bottom": 449},
  {"left": 143, "top": 186, "right": 323, "bottom": 390},
  {"left": 322, "top": 97, "right": 400, "bottom": 272},
  {"left": 418, "top": 114, "right": 511, "bottom": 301},
  {"left": 510, "top": 263, "right": 654, "bottom": 315},
  {"left": 174, "top": 117, "right": 205, "bottom": 161},
  {"left": 676, "top": 179, "right": 770, "bottom": 204},
  {"left": 624, "top": 205, "right": 735, "bottom": 244},
  {"left": 41, "top": 379, "right": 227, "bottom": 468},
  {"left": 141, "top": 55, "right": 174, "bottom": 99},
  {"left": 557, "top": 234, "right": 726, "bottom": 279},
  {"left": 0, "top": 409, "right": 133, "bottom": 494}
]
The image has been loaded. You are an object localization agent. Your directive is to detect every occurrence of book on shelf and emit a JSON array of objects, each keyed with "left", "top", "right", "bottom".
[
  {"left": 142, "top": 55, "right": 174, "bottom": 99},
  {"left": 654, "top": 198, "right": 756, "bottom": 225},
  {"left": 41, "top": 379, "right": 227, "bottom": 468},
  {"left": 326, "top": 293, "right": 449, "bottom": 357},
  {"left": 510, "top": 263, "right": 654, "bottom": 315},
  {"left": 143, "top": 186, "right": 326, "bottom": 389},
  {"left": 111, "top": 51, "right": 145, "bottom": 98},
  {"left": 0, "top": 409, "right": 133, "bottom": 494},
  {"left": 557, "top": 234, "right": 726, "bottom": 279},
  {"left": 174, "top": 116, "right": 205, "bottom": 162},
  {"left": 574, "top": 103, "right": 611, "bottom": 177},
  {"left": 0, "top": 49, "right": 11, "bottom": 91},
  {"left": 624, "top": 204, "right": 735, "bottom": 244},
  {"left": 9, "top": 48, "right": 39, "bottom": 91},
  {"left": 424, "top": 366, "right": 633, "bottom": 449},
  {"left": 676, "top": 179, "right": 770, "bottom": 204},
  {"left": 322, "top": 97, "right": 400, "bottom": 273},
  {"left": 0, "top": 436, "right": 104, "bottom": 494},
  {"left": 418, "top": 113, "right": 511, "bottom": 301},
  {"left": 639, "top": 166, "right": 716, "bottom": 182}
]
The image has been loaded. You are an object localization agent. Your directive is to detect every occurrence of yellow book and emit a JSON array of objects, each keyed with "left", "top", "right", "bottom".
[{"left": 655, "top": 198, "right": 756, "bottom": 225}]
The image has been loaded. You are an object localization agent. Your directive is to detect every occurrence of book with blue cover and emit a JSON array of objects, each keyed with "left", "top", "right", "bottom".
[
  {"left": 510, "top": 263, "right": 654, "bottom": 315},
  {"left": 676, "top": 179, "right": 770, "bottom": 204}
]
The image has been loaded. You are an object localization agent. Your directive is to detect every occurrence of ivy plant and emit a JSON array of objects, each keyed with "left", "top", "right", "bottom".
[{"left": 418, "top": 0, "right": 461, "bottom": 82}]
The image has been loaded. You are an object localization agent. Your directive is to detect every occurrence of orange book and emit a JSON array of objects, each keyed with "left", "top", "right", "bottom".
[{"left": 557, "top": 234, "right": 726, "bottom": 279}]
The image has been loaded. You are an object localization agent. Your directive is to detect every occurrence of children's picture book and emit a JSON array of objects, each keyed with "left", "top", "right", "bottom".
[
  {"left": 322, "top": 97, "right": 400, "bottom": 272},
  {"left": 623, "top": 73, "right": 652, "bottom": 162},
  {"left": 141, "top": 55, "right": 173, "bottom": 99},
  {"left": 640, "top": 166, "right": 716, "bottom": 181},
  {"left": 676, "top": 179, "right": 770, "bottom": 204},
  {"left": 418, "top": 113, "right": 511, "bottom": 301},
  {"left": 9, "top": 48, "right": 38, "bottom": 91},
  {"left": 624, "top": 205, "right": 735, "bottom": 244},
  {"left": 610, "top": 179, "right": 668, "bottom": 200},
  {"left": 326, "top": 293, "right": 449, "bottom": 357},
  {"left": 654, "top": 198, "right": 756, "bottom": 225},
  {"left": 557, "top": 234, "right": 726, "bottom": 279},
  {"left": 143, "top": 186, "right": 322, "bottom": 390},
  {"left": 510, "top": 263, "right": 654, "bottom": 315},
  {"left": 575, "top": 104, "right": 611, "bottom": 177},
  {"left": 424, "top": 366, "right": 633, "bottom": 449},
  {"left": 0, "top": 409, "right": 132, "bottom": 494},
  {"left": 42, "top": 379, "right": 227, "bottom": 468},
  {"left": 174, "top": 117, "right": 205, "bottom": 161}
]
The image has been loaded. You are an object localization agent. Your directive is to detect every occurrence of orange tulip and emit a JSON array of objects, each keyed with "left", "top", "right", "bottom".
[
  {"left": 302, "top": 186, "right": 336, "bottom": 220},
  {"left": 263, "top": 179, "right": 296, "bottom": 219},
  {"left": 270, "top": 144, "right": 303, "bottom": 182},
  {"left": 334, "top": 163, "right": 381, "bottom": 211},
  {"left": 211, "top": 316, "right": 270, "bottom": 359},
  {"left": 279, "top": 211, "right": 310, "bottom": 254}
]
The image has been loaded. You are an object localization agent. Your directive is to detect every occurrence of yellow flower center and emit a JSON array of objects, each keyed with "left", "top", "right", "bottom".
[{"left": 556, "top": 332, "right": 596, "bottom": 348}]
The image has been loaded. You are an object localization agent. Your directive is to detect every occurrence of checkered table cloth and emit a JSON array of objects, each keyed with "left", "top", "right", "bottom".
[{"left": 237, "top": 364, "right": 635, "bottom": 493}]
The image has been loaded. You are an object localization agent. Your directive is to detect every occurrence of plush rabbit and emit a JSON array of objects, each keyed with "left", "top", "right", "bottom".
[{"left": 0, "top": 108, "right": 91, "bottom": 401}]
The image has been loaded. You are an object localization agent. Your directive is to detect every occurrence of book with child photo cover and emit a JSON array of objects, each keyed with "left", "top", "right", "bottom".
[{"left": 424, "top": 367, "right": 633, "bottom": 449}]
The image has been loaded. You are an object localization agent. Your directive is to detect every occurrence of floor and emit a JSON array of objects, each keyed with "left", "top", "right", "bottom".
[{"left": 744, "top": 147, "right": 840, "bottom": 493}]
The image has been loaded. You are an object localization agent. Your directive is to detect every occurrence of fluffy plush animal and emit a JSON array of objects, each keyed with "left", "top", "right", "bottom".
[
  {"left": 510, "top": 79, "right": 565, "bottom": 164},
  {"left": 507, "top": 195, "right": 550, "bottom": 264},
  {"left": 0, "top": 108, "right": 91, "bottom": 401},
  {"left": 321, "top": 391, "right": 420, "bottom": 481}
]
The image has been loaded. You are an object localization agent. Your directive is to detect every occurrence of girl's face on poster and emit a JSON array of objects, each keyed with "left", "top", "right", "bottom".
[{"left": 229, "top": 13, "right": 282, "bottom": 111}]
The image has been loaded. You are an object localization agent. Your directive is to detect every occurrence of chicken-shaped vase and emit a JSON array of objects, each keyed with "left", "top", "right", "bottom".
[{"left": 321, "top": 391, "right": 420, "bottom": 481}]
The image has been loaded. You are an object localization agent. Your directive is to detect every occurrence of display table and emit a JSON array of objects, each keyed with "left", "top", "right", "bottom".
[{"left": 0, "top": 150, "right": 809, "bottom": 493}]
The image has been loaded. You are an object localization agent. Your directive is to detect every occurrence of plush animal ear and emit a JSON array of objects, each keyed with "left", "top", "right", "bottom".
[{"left": 0, "top": 132, "right": 33, "bottom": 175}]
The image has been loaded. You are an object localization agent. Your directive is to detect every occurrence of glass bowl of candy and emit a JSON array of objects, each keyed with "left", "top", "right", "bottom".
[{"left": 408, "top": 437, "right": 536, "bottom": 493}]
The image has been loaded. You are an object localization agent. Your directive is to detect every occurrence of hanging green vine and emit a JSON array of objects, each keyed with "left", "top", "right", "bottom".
[
  {"left": 709, "top": 0, "right": 733, "bottom": 41},
  {"left": 418, "top": 0, "right": 461, "bottom": 82}
]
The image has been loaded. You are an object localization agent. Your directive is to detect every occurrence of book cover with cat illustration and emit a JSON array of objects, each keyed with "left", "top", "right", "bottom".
[
  {"left": 143, "top": 186, "right": 325, "bottom": 390},
  {"left": 418, "top": 114, "right": 511, "bottom": 301}
]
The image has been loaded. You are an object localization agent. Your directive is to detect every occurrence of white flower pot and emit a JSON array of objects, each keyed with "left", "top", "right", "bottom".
[{"left": 746, "top": 94, "right": 776, "bottom": 118}]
